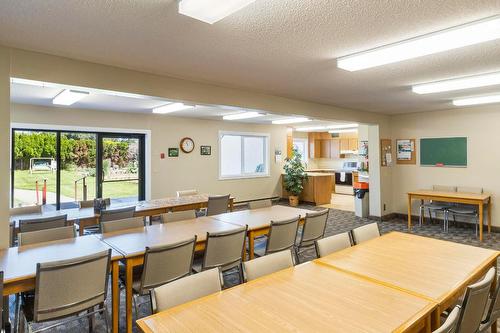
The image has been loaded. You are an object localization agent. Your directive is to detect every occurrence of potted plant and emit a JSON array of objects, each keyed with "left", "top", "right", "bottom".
[{"left": 283, "top": 148, "right": 307, "bottom": 207}]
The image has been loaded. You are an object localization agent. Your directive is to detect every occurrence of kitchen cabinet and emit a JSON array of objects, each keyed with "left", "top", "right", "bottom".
[
  {"left": 340, "top": 138, "right": 350, "bottom": 151},
  {"left": 330, "top": 138, "right": 340, "bottom": 159},
  {"left": 308, "top": 132, "right": 358, "bottom": 158},
  {"left": 349, "top": 138, "right": 358, "bottom": 151},
  {"left": 282, "top": 173, "right": 333, "bottom": 205}
]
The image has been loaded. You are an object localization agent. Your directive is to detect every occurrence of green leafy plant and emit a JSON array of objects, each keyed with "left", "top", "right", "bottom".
[{"left": 283, "top": 148, "right": 308, "bottom": 196}]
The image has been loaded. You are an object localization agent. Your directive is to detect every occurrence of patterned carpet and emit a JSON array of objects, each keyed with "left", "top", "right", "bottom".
[{"left": 9, "top": 204, "right": 499, "bottom": 332}]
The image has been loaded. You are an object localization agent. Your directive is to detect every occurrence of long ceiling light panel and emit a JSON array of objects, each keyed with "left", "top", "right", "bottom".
[
  {"left": 453, "top": 94, "right": 500, "bottom": 106},
  {"left": 223, "top": 112, "right": 263, "bottom": 120},
  {"left": 337, "top": 15, "right": 500, "bottom": 71},
  {"left": 413, "top": 71, "right": 500, "bottom": 94},
  {"left": 152, "top": 103, "right": 193, "bottom": 114},
  {"left": 52, "top": 89, "right": 89, "bottom": 105},
  {"left": 178, "top": 0, "right": 256, "bottom": 24},
  {"left": 272, "top": 117, "right": 311, "bottom": 125}
]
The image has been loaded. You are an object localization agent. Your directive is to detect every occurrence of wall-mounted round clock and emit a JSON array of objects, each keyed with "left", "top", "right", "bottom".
[{"left": 180, "top": 137, "right": 195, "bottom": 153}]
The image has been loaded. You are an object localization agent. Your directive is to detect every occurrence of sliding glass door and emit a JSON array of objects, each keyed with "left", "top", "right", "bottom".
[{"left": 11, "top": 129, "right": 145, "bottom": 210}]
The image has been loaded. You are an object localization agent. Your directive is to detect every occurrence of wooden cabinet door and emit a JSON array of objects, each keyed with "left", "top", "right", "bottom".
[
  {"left": 330, "top": 139, "right": 340, "bottom": 158},
  {"left": 349, "top": 138, "right": 358, "bottom": 151},
  {"left": 320, "top": 140, "right": 331, "bottom": 158},
  {"left": 340, "top": 139, "right": 349, "bottom": 151}
]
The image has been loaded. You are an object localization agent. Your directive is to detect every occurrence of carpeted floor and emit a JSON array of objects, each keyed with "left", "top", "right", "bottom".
[{"left": 9, "top": 204, "right": 499, "bottom": 332}]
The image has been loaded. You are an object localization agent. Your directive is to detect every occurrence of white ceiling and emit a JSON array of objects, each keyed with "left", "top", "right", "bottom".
[{"left": 1, "top": 0, "right": 500, "bottom": 114}]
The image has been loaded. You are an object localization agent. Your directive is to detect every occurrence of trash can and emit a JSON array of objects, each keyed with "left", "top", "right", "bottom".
[{"left": 353, "top": 182, "right": 369, "bottom": 218}]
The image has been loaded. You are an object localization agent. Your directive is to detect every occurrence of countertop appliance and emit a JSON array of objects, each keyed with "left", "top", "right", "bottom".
[{"left": 335, "top": 161, "right": 359, "bottom": 195}]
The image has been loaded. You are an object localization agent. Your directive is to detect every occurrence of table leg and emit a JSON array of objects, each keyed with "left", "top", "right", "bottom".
[
  {"left": 125, "top": 259, "right": 133, "bottom": 333},
  {"left": 229, "top": 199, "right": 234, "bottom": 212},
  {"left": 407, "top": 194, "right": 412, "bottom": 230},
  {"left": 488, "top": 199, "right": 492, "bottom": 234},
  {"left": 111, "top": 261, "right": 119, "bottom": 333},
  {"left": 425, "top": 314, "right": 432, "bottom": 333},
  {"left": 78, "top": 220, "right": 85, "bottom": 236},
  {"left": 479, "top": 202, "right": 484, "bottom": 242},
  {"left": 248, "top": 231, "right": 255, "bottom": 260},
  {"left": 431, "top": 308, "right": 441, "bottom": 330}
]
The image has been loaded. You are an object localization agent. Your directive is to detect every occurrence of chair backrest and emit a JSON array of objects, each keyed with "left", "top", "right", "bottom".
[
  {"left": 482, "top": 274, "right": 500, "bottom": 329},
  {"left": 99, "top": 206, "right": 136, "bottom": 223},
  {"left": 139, "top": 237, "right": 197, "bottom": 294},
  {"left": 161, "top": 210, "right": 196, "bottom": 223},
  {"left": 433, "top": 185, "right": 457, "bottom": 192},
  {"left": 152, "top": 267, "right": 221, "bottom": 313},
  {"left": 0, "top": 271, "right": 3, "bottom": 329},
  {"left": 176, "top": 189, "right": 198, "bottom": 197},
  {"left": 101, "top": 217, "right": 144, "bottom": 233},
  {"left": 456, "top": 267, "right": 496, "bottom": 333},
  {"left": 248, "top": 199, "right": 272, "bottom": 210},
  {"left": 79, "top": 200, "right": 94, "bottom": 208},
  {"left": 206, "top": 194, "right": 230, "bottom": 216},
  {"left": 9, "top": 223, "right": 14, "bottom": 247},
  {"left": 18, "top": 225, "right": 76, "bottom": 246},
  {"left": 33, "top": 249, "right": 111, "bottom": 322},
  {"left": 433, "top": 306, "right": 460, "bottom": 333},
  {"left": 298, "top": 209, "right": 329, "bottom": 247},
  {"left": 202, "top": 226, "right": 247, "bottom": 271},
  {"left": 19, "top": 215, "right": 68, "bottom": 233},
  {"left": 243, "top": 249, "right": 294, "bottom": 281},
  {"left": 265, "top": 216, "right": 300, "bottom": 255},
  {"left": 351, "top": 223, "right": 380, "bottom": 244},
  {"left": 456, "top": 186, "right": 483, "bottom": 194},
  {"left": 9, "top": 205, "right": 42, "bottom": 216},
  {"left": 315, "top": 232, "right": 352, "bottom": 257}
]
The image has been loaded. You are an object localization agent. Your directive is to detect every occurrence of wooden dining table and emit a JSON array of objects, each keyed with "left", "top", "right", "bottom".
[
  {"left": 407, "top": 190, "right": 492, "bottom": 241},
  {"left": 0, "top": 235, "right": 124, "bottom": 333},
  {"left": 137, "top": 261, "right": 437, "bottom": 333},
  {"left": 211, "top": 205, "right": 314, "bottom": 259},
  {"left": 317, "top": 232, "right": 500, "bottom": 330}
]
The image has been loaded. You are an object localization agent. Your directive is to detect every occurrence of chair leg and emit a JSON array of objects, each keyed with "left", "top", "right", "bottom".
[
  {"left": 132, "top": 295, "right": 139, "bottom": 320},
  {"left": 419, "top": 206, "right": 423, "bottom": 227},
  {"left": 443, "top": 210, "right": 448, "bottom": 233},
  {"left": 14, "top": 293, "right": 20, "bottom": 333},
  {"left": 428, "top": 209, "right": 433, "bottom": 223},
  {"left": 88, "top": 307, "right": 95, "bottom": 333},
  {"left": 238, "top": 264, "right": 244, "bottom": 284}
]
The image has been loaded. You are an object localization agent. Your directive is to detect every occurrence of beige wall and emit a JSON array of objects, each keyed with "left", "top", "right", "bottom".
[
  {"left": 12, "top": 104, "right": 287, "bottom": 202},
  {"left": 0, "top": 46, "right": 10, "bottom": 248},
  {"left": 390, "top": 106, "right": 499, "bottom": 226}
]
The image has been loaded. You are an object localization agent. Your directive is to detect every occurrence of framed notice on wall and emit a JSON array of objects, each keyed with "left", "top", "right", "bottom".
[{"left": 396, "top": 139, "right": 416, "bottom": 165}]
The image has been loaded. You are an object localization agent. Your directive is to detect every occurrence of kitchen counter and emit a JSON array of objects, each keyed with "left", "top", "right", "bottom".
[{"left": 282, "top": 173, "right": 333, "bottom": 205}]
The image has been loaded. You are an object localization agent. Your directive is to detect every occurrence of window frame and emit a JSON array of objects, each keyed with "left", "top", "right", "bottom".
[
  {"left": 292, "top": 138, "right": 308, "bottom": 163},
  {"left": 218, "top": 130, "right": 270, "bottom": 180}
]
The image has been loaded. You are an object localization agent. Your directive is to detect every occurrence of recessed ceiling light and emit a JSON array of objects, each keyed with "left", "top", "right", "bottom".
[
  {"left": 52, "top": 89, "right": 89, "bottom": 105},
  {"left": 337, "top": 15, "right": 500, "bottom": 71},
  {"left": 453, "top": 94, "right": 500, "bottom": 106},
  {"left": 223, "top": 112, "right": 264, "bottom": 120},
  {"left": 178, "top": 0, "right": 256, "bottom": 24},
  {"left": 272, "top": 117, "right": 311, "bottom": 125},
  {"left": 413, "top": 71, "right": 500, "bottom": 94},
  {"left": 328, "top": 129, "right": 358, "bottom": 134},
  {"left": 152, "top": 102, "right": 193, "bottom": 114}
]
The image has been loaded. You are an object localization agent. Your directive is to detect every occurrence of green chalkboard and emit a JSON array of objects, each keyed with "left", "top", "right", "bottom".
[{"left": 420, "top": 137, "right": 467, "bottom": 167}]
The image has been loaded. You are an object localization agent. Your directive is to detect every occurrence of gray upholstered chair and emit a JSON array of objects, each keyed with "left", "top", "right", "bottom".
[
  {"left": 101, "top": 217, "right": 144, "bottom": 234},
  {"left": 206, "top": 194, "right": 230, "bottom": 216},
  {"left": 314, "top": 232, "right": 352, "bottom": 257},
  {"left": 161, "top": 210, "right": 196, "bottom": 223},
  {"left": 99, "top": 206, "right": 136, "bottom": 223},
  {"left": 19, "top": 250, "right": 111, "bottom": 333},
  {"left": 478, "top": 273, "right": 500, "bottom": 333},
  {"left": 18, "top": 225, "right": 77, "bottom": 246},
  {"left": 176, "top": 189, "right": 198, "bottom": 197},
  {"left": 433, "top": 305, "right": 460, "bottom": 333},
  {"left": 201, "top": 226, "right": 247, "bottom": 284},
  {"left": 131, "top": 237, "right": 197, "bottom": 316},
  {"left": 446, "top": 187, "right": 483, "bottom": 236},
  {"left": 19, "top": 215, "right": 68, "bottom": 233},
  {"left": 351, "top": 223, "right": 380, "bottom": 244},
  {"left": 296, "top": 209, "right": 329, "bottom": 261},
  {"left": 151, "top": 267, "right": 222, "bottom": 313},
  {"left": 265, "top": 216, "right": 300, "bottom": 262},
  {"left": 420, "top": 185, "right": 457, "bottom": 230},
  {"left": 243, "top": 249, "right": 294, "bottom": 282},
  {"left": 78, "top": 200, "right": 94, "bottom": 208},
  {"left": 248, "top": 199, "right": 272, "bottom": 210},
  {"left": 9, "top": 205, "right": 42, "bottom": 216},
  {"left": 455, "top": 267, "right": 496, "bottom": 333}
]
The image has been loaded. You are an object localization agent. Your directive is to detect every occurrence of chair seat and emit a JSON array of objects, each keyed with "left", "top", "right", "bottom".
[
  {"left": 448, "top": 206, "right": 477, "bottom": 215},
  {"left": 422, "top": 202, "right": 450, "bottom": 210}
]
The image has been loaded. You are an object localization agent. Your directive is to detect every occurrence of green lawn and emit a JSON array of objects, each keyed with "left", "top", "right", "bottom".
[{"left": 14, "top": 169, "right": 138, "bottom": 202}]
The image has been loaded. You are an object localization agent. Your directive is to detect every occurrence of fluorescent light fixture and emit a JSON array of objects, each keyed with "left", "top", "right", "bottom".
[
  {"left": 223, "top": 112, "right": 264, "bottom": 120},
  {"left": 453, "top": 94, "right": 500, "bottom": 106},
  {"left": 178, "top": 0, "right": 256, "bottom": 24},
  {"left": 272, "top": 117, "right": 311, "bottom": 125},
  {"left": 296, "top": 126, "right": 328, "bottom": 132},
  {"left": 328, "top": 129, "right": 358, "bottom": 134},
  {"left": 152, "top": 102, "right": 193, "bottom": 114},
  {"left": 52, "top": 89, "right": 89, "bottom": 105},
  {"left": 337, "top": 15, "right": 500, "bottom": 71},
  {"left": 413, "top": 71, "right": 500, "bottom": 94},
  {"left": 328, "top": 123, "right": 359, "bottom": 129}
]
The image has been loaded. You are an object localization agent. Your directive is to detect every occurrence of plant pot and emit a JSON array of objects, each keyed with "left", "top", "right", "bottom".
[{"left": 289, "top": 195, "right": 299, "bottom": 207}]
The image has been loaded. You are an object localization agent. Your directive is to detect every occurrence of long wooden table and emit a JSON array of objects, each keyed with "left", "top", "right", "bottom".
[
  {"left": 137, "top": 261, "right": 436, "bottom": 333},
  {"left": 98, "top": 217, "right": 241, "bottom": 333},
  {"left": 317, "top": 232, "right": 499, "bottom": 330},
  {"left": 407, "top": 190, "right": 492, "bottom": 241},
  {"left": 211, "top": 205, "right": 314, "bottom": 259},
  {"left": 0, "top": 235, "right": 124, "bottom": 333}
]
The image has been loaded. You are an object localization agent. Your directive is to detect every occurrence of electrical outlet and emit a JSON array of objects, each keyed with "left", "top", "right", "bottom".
[{"left": 383, "top": 203, "right": 386, "bottom": 211}]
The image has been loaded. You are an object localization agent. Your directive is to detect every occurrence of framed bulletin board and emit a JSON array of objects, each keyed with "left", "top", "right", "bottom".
[
  {"left": 396, "top": 139, "right": 416, "bottom": 165},
  {"left": 380, "top": 139, "right": 392, "bottom": 167}
]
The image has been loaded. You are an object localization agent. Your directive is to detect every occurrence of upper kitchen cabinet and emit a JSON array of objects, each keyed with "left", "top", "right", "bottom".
[
  {"left": 330, "top": 138, "right": 340, "bottom": 159},
  {"left": 308, "top": 132, "right": 358, "bottom": 158}
]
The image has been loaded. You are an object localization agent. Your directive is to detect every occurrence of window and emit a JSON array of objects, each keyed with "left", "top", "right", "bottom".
[
  {"left": 293, "top": 138, "right": 308, "bottom": 163},
  {"left": 219, "top": 131, "right": 269, "bottom": 179}
]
